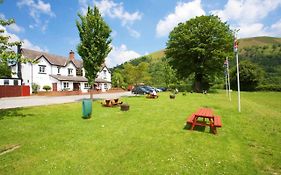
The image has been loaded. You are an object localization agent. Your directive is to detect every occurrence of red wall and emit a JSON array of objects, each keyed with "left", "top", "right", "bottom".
[{"left": 0, "top": 85, "right": 30, "bottom": 98}]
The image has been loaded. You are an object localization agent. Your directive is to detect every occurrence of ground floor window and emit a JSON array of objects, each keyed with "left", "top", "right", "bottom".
[
  {"left": 4, "top": 80, "right": 9, "bottom": 85},
  {"left": 104, "top": 83, "right": 108, "bottom": 90},
  {"left": 63, "top": 82, "right": 69, "bottom": 89},
  {"left": 84, "top": 83, "right": 90, "bottom": 89},
  {"left": 14, "top": 80, "right": 18, "bottom": 85}
]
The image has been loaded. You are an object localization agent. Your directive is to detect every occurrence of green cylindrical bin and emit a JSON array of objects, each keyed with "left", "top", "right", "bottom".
[{"left": 82, "top": 99, "right": 92, "bottom": 118}]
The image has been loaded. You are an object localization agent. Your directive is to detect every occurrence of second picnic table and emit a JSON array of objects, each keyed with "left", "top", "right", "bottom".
[{"left": 186, "top": 108, "right": 222, "bottom": 134}]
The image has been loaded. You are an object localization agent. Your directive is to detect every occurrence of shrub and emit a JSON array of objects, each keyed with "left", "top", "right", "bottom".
[
  {"left": 43, "top": 85, "right": 51, "bottom": 91},
  {"left": 32, "top": 83, "right": 40, "bottom": 93},
  {"left": 230, "top": 60, "right": 265, "bottom": 91},
  {"left": 256, "top": 84, "right": 281, "bottom": 91}
]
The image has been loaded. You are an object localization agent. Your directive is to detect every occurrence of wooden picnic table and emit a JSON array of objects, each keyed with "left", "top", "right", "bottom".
[
  {"left": 187, "top": 108, "right": 222, "bottom": 134},
  {"left": 102, "top": 98, "right": 123, "bottom": 107}
]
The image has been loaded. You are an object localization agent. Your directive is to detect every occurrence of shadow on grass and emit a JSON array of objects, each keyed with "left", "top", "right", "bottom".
[
  {"left": 183, "top": 123, "right": 209, "bottom": 133},
  {"left": 0, "top": 108, "right": 34, "bottom": 120}
]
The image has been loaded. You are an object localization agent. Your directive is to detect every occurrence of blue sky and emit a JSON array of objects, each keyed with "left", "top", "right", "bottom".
[{"left": 1, "top": 0, "right": 281, "bottom": 67}]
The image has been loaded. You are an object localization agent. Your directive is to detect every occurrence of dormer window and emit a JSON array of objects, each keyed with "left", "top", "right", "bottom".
[
  {"left": 68, "top": 68, "right": 73, "bottom": 76},
  {"left": 39, "top": 65, "right": 46, "bottom": 74},
  {"left": 57, "top": 66, "right": 61, "bottom": 75}
]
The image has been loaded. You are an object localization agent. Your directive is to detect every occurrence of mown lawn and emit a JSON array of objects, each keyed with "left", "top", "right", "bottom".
[{"left": 0, "top": 91, "right": 280, "bottom": 174}]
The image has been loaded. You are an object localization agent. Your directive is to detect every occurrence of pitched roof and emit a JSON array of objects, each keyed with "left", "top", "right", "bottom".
[
  {"left": 50, "top": 75, "right": 88, "bottom": 82},
  {"left": 95, "top": 78, "right": 111, "bottom": 83},
  {"left": 21, "top": 48, "right": 83, "bottom": 68},
  {"left": 50, "top": 75, "right": 111, "bottom": 83}
]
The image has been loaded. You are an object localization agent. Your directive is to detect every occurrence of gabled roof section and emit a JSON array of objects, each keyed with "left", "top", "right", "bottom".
[
  {"left": 22, "top": 48, "right": 67, "bottom": 66},
  {"left": 68, "top": 59, "right": 83, "bottom": 68},
  {"left": 50, "top": 75, "right": 88, "bottom": 82},
  {"left": 100, "top": 63, "right": 111, "bottom": 73},
  {"left": 21, "top": 48, "right": 108, "bottom": 69}
]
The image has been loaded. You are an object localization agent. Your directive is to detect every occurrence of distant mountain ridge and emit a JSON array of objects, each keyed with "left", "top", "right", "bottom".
[{"left": 145, "top": 36, "right": 281, "bottom": 59}]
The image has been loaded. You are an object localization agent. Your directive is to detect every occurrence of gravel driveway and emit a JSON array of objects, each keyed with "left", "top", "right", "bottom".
[{"left": 0, "top": 91, "right": 133, "bottom": 109}]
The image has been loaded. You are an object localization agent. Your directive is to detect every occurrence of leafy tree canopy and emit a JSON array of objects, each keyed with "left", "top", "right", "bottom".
[
  {"left": 76, "top": 6, "right": 112, "bottom": 86},
  {"left": 165, "top": 15, "right": 233, "bottom": 92}
]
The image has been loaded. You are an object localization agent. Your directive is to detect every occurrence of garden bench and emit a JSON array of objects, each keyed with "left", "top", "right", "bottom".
[
  {"left": 214, "top": 116, "right": 222, "bottom": 127},
  {"left": 186, "top": 113, "right": 196, "bottom": 124}
]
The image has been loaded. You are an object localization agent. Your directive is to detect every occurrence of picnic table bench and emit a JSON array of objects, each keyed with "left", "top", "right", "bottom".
[
  {"left": 101, "top": 98, "right": 122, "bottom": 107},
  {"left": 186, "top": 108, "right": 222, "bottom": 134},
  {"left": 146, "top": 94, "right": 158, "bottom": 99}
]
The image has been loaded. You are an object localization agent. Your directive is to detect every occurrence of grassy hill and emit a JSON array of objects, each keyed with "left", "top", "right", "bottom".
[
  {"left": 238, "top": 36, "right": 281, "bottom": 49},
  {"left": 144, "top": 36, "right": 281, "bottom": 59}
]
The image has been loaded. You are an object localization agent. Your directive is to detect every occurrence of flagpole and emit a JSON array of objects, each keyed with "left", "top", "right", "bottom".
[
  {"left": 234, "top": 30, "right": 241, "bottom": 112},
  {"left": 225, "top": 69, "right": 228, "bottom": 97},
  {"left": 226, "top": 57, "right": 231, "bottom": 101}
]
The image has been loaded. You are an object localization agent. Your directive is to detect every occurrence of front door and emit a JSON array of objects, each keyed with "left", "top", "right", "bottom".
[
  {"left": 52, "top": 83, "right": 57, "bottom": 91},
  {"left": 73, "top": 83, "right": 80, "bottom": 91}
]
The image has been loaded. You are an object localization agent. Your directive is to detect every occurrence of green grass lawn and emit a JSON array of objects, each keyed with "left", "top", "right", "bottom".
[{"left": 0, "top": 91, "right": 281, "bottom": 174}]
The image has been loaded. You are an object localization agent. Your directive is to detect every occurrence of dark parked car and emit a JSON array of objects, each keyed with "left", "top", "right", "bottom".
[
  {"left": 132, "top": 86, "right": 150, "bottom": 94},
  {"left": 142, "top": 86, "right": 154, "bottom": 93}
]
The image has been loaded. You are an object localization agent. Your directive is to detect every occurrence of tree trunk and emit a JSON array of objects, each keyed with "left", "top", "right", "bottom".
[
  {"left": 90, "top": 83, "right": 94, "bottom": 100},
  {"left": 194, "top": 73, "right": 203, "bottom": 93}
]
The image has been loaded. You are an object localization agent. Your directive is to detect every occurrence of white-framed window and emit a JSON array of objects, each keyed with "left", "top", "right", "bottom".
[
  {"left": 4, "top": 79, "right": 9, "bottom": 85},
  {"left": 68, "top": 68, "right": 73, "bottom": 76},
  {"left": 104, "top": 83, "right": 108, "bottom": 90},
  {"left": 39, "top": 65, "right": 46, "bottom": 74},
  {"left": 14, "top": 80, "right": 18, "bottom": 85},
  {"left": 84, "top": 83, "right": 90, "bottom": 89},
  {"left": 63, "top": 82, "right": 69, "bottom": 89},
  {"left": 57, "top": 66, "right": 61, "bottom": 75},
  {"left": 103, "top": 70, "right": 107, "bottom": 79}
]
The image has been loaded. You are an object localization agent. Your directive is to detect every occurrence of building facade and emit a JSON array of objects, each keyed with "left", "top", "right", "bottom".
[{"left": 11, "top": 48, "right": 111, "bottom": 93}]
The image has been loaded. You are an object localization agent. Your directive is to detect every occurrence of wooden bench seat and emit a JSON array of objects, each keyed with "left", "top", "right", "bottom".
[
  {"left": 214, "top": 116, "right": 222, "bottom": 127},
  {"left": 186, "top": 114, "right": 196, "bottom": 124}
]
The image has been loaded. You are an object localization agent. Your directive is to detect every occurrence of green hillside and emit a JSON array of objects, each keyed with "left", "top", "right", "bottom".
[
  {"left": 239, "top": 36, "right": 281, "bottom": 49},
  {"left": 145, "top": 36, "right": 281, "bottom": 60}
]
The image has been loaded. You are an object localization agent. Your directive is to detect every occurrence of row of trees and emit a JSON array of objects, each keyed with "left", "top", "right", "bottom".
[
  {"left": 112, "top": 56, "right": 177, "bottom": 89},
  {"left": 113, "top": 15, "right": 234, "bottom": 92},
  {"left": 2, "top": 1, "right": 276, "bottom": 93}
]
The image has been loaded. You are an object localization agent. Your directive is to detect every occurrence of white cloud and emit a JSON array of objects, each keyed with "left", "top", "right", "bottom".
[
  {"left": 7, "top": 23, "right": 25, "bottom": 33},
  {"left": 211, "top": 0, "right": 281, "bottom": 24},
  {"left": 236, "top": 23, "right": 269, "bottom": 38},
  {"left": 17, "top": 0, "right": 55, "bottom": 31},
  {"left": 79, "top": 0, "right": 142, "bottom": 39},
  {"left": 95, "top": 0, "right": 142, "bottom": 25},
  {"left": 126, "top": 26, "right": 140, "bottom": 38},
  {"left": 0, "top": 13, "right": 25, "bottom": 33},
  {"left": 0, "top": 25, "right": 46, "bottom": 52},
  {"left": 211, "top": 0, "right": 281, "bottom": 38},
  {"left": 156, "top": 0, "right": 205, "bottom": 37},
  {"left": 106, "top": 44, "right": 141, "bottom": 68},
  {"left": 270, "top": 19, "right": 281, "bottom": 36}
]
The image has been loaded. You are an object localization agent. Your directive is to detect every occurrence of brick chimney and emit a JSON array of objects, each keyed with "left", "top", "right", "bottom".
[{"left": 69, "top": 50, "right": 75, "bottom": 60}]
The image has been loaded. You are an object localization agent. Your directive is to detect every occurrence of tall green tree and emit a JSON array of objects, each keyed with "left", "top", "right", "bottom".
[
  {"left": 165, "top": 15, "right": 233, "bottom": 92},
  {"left": 112, "top": 71, "right": 125, "bottom": 88},
  {"left": 76, "top": 6, "right": 112, "bottom": 98},
  {"left": 122, "top": 62, "right": 151, "bottom": 86}
]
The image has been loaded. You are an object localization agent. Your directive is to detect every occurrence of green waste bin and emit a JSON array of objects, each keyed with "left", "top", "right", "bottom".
[{"left": 82, "top": 99, "right": 92, "bottom": 119}]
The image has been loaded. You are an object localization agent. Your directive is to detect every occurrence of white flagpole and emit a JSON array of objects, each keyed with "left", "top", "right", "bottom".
[
  {"left": 226, "top": 57, "right": 231, "bottom": 101},
  {"left": 225, "top": 69, "right": 228, "bottom": 97},
  {"left": 234, "top": 30, "right": 241, "bottom": 112}
]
